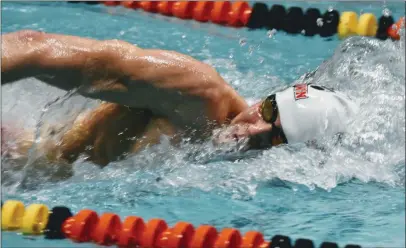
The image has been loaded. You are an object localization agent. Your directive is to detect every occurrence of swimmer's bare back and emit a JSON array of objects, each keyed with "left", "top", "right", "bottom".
[
  {"left": 1, "top": 102, "right": 176, "bottom": 174},
  {"left": 2, "top": 30, "right": 248, "bottom": 136}
]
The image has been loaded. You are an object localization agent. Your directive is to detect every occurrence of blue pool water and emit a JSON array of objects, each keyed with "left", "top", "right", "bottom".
[{"left": 1, "top": 1, "right": 405, "bottom": 247}]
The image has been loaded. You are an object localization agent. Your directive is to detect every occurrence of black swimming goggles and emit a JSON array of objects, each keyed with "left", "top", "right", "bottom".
[{"left": 248, "top": 94, "right": 288, "bottom": 149}]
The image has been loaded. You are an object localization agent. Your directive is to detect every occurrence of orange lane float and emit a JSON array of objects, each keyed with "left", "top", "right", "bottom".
[
  {"left": 139, "top": 1, "right": 158, "bottom": 13},
  {"left": 193, "top": 1, "right": 215, "bottom": 22},
  {"left": 157, "top": 1, "right": 175, "bottom": 16},
  {"left": 92, "top": 213, "right": 122, "bottom": 246},
  {"left": 190, "top": 225, "right": 218, "bottom": 248},
  {"left": 140, "top": 218, "right": 169, "bottom": 247},
  {"left": 242, "top": 231, "right": 266, "bottom": 248},
  {"left": 62, "top": 209, "right": 99, "bottom": 243},
  {"left": 388, "top": 17, "right": 404, "bottom": 40},
  {"left": 120, "top": 1, "right": 138, "bottom": 9},
  {"left": 172, "top": 1, "right": 197, "bottom": 20},
  {"left": 156, "top": 221, "right": 195, "bottom": 248},
  {"left": 210, "top": 1, "right": 232, "bottom": 25},
  {"left": 240, "top": 6, "right": 252, "bottom": 27},
  {"left": 214, "top": 228, "right": 242, "bottom": 248},
  {"left": 103, "top": 1, "right": 119, "bottom": 6},
  {"left": 228, "top": 1, "right": 251, "bottom": 27},
  {"left": 117, "top": 216, "right": 145, "bottom": 247}
]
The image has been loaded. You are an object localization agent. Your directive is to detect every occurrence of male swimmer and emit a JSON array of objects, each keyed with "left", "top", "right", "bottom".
[{"left": 1, "top": 30, "right": 358, "bottom": 178}]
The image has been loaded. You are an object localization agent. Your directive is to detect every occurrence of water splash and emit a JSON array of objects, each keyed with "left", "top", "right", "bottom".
[{"left": 2, "top": 31, "right": 405, "bottom": 200}]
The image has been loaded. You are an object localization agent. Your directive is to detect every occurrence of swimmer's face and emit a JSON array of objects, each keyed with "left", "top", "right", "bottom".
[{"left": 214, "top": 101, "right": 286, "bottom": 149}]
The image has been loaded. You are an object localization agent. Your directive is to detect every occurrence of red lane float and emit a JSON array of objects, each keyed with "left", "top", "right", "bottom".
[{"left": 139, "top": 1, "right": 158, "bottom": 13}]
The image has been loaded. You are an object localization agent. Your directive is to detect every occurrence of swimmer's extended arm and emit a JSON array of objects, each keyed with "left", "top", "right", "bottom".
[
  {"left": 1, "top": 30, "right": 247, "bottom": 125},
  {"left": 1, "top": 30, "right": 216, "bottom": 95}
]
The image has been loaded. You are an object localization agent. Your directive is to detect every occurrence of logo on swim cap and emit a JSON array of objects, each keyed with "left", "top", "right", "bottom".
[{"left": 294, "top": 84, "right": 308, "bottom": 100}]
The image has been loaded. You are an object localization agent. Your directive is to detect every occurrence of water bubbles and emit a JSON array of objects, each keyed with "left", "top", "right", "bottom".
[
  {"left": 316, "top": 18, "right": 324, "bottom": 27},
  {"left": 181, "top": 34, "right": 186, "bottom": 39},
  {"left": 228, "top": 48, "right": 235, "bottom": 59},
  {"left": 267, "top": 29, "right": 277, "bottom": 38},
  {"left": 239, "top": 38, "right": 247, "bottom": 46},
  {"left": 382, "top": 8, "right": 391, "bottom": 17}
]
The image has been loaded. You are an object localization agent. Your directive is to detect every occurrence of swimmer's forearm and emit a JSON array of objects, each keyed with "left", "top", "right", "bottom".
[
  {"left": 1, "top": 31, "right": 78, "bottom": 88},
  {"left": 1, "top": 31, "right": 39, "bottom": 84},
  {"left": 1, "top": 30, "right": 99, "bottom": 90},
  {"left": 2, "top": 30, "right": 151, "bottom": 94}
]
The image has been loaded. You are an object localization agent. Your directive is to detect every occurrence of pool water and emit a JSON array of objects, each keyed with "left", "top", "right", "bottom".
[{"left": 1, "top": 1, "right": 405, "bottom": 247}]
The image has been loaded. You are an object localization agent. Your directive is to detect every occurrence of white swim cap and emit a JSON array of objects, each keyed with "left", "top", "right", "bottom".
[{"left": 275, "top": 84, "right": 358, "bottom": 144}]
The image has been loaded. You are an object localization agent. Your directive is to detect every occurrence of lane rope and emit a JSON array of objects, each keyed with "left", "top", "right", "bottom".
[
  {"left": 2, "top": 200, "right": 363, "bottom": 248},
  {"left": 67, "top": 1, "right": 405, "bottom": 41}
]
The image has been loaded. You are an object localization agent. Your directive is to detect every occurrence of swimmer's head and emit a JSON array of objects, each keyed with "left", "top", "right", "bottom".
[
  {"left": 214, "top": 99, "right": 286, "bottom": 150},
  {"left": 215, "top": 83, "right": 358, "bottom": 149}
]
